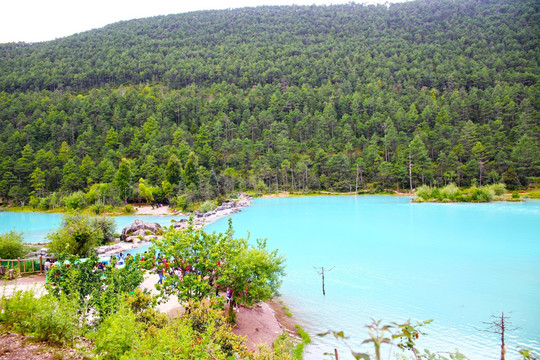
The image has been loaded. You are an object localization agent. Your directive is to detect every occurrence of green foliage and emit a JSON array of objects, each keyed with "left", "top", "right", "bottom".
[
  {"left": 525, "top": 190, "right": 540, "bottom": 199},
  {"left": 293, "top": 325, "right": 311, "bottom": 359},
  {"left": 184, "top": 299, "right": 247, "bottom": 357},
  {"left": 414, "top": 183, "right": 507, "bottom": 203},
  {"left": 123, "top": 289, "right": 168, "bottom": 330},
  {"left": 46, "top": 214, "right": 115, "bottom": 256},
  {"left": 0, "top": 289, "right": 80, "bottom": 345},
  {"left": 46, "top": 253, "right": 143, "bottom": 323},
  {"left": 255, "top": 332, "right": 297, "bottom": 360},
  {"left": 0, "top": 0, "right": 538, "bottom": 207},
  {"left": 151, "top": 219, "right": 285, "bottom": 309},
  {"left": 487, "top": 183, "right": 506, "bottom": 196},
  {"left": 0, "top": 288, "right": 40, "bottom": 332},
  {"left": 320, "top": 319, "right": 465, "bottom": 360},
  {"left": 415, "top": 185, "right": 431, "bottom": 201},
  {"left": 0, "top": 231, "right": 25, "bottom": 259},
  {"left": 138, "top": 178, "right": 155, "bottom": 204},
  {"left": 518, "top": 347, "right": 539, "bottom": 360},
  {"left": 198, "top": 199, "right": 216, "bottom": 213},
  {"left": 122, "top": 301, "right": 251, "bottom": 360},
  {"left": 31, "top": 293, "right": 80, "bottom": 344},
  {"left": 502, "top": 169, "right": 521, "bottom": 190},
  {"left": 469, "top": 187, "right": 494, "bottom": 202},
  {"left": 62, "top": 191, "right": 87, "bottom": 210},
  {"left": 93, "top": 305, "right": 140, "bottom": 360}
]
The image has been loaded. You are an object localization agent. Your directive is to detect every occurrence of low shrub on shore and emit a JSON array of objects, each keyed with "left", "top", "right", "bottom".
[{"left": 414, "top": 183, "right": 507, "bottom": 203}]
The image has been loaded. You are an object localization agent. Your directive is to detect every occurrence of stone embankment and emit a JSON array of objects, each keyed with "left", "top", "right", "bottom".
[
  {"left": 96, "top": 194, "right": 252, "bottom": 257},
  {"left": 173, "top": 194, "right": 252, "bottom": 230}
]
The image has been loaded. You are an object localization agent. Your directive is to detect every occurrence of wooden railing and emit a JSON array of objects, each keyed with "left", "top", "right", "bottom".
[{"left": 0, "top": 257, "right": 44, "bottom": 278}]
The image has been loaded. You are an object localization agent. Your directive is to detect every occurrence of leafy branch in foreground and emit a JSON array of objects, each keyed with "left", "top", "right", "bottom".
[{"left": 319, "top": 318, "right": 466, "bottom": 360}]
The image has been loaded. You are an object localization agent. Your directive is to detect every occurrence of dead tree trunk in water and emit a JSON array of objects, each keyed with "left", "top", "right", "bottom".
[
  {"left": 314, "top": 266, "right": 334, "bottom": 295},
  {"left": 481, "top": 312, "right": 518, "bottom": 360}
]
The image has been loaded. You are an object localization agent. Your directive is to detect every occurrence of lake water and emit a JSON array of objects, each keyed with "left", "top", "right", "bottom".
[
  {"left": 1, "top": 197, "right": 539, "bottom": 359},
  {"left": 0, "top": 212, "right": 182, "bottom": 243},
  {"left": 204, "top": 196, "right": 540, "bottom": 360}
]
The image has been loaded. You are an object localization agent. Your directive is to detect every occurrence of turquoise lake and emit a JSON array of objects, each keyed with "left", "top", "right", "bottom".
[
  {"left": 1, "top": 196, "right": 539, "bottom": 359},
  {"left": 0, "top": 212, "right": 181, "bottom": 243},
  {"left": 204, "top": 196, "right": 540, "bottom": 360}
]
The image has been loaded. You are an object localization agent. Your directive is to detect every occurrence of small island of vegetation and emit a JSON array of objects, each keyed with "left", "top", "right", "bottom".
[{"left": 413, "top": 182, "right": 517, "bottom": 203}]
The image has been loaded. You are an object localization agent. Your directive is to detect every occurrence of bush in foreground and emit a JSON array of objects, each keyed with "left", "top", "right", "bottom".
[
  {"left": 0, "top": 231, "right": 25, "bottom": 259},
  {"left": 0, "top": 289, "right": 79, "bottom": 345}
]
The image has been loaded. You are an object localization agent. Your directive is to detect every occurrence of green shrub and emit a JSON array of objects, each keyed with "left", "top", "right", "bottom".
[
  {"left": 123, "top": 289, "right": 168, "bottom": 330},
  {"left": 123, "top": 204, "right": 135, "bottom": 214},
  {"left": 415, "top": 185, "right": 431, "bottom": 200},
  {"left": 46, "top": 214, "right": 104, "bottom": 256},
  {"left": 488, "top": 183, "right": 506, "bottom": 196},
  {"left": 120, "top": 318, "right": 199, "bottom": 360},
  {"left": 0, "top": 231, "right": 25, "bottom": 259},
  {"left": 28, "top": 196, "right": 40, "bottom": 209},
  {"left": 89, "top": 203, "right": 105, "bottom": 214},
  {"left": 32, "top": 294, "right": 80, "bottom": 344},
  {"left": 123, "top": 301, "right": 250, "bottom": 360},
  {"left": 0, "top": 290, "right": 79, "bottom": 345},
  {"left": 63, "top": 191, "right": 87, "bottom": 210},
  {"left": 470, "top": 188, "right": 494, "bottom": 202},
  {"left": 440, "top": 183, "right": 459, "bottom": 201},
  {"left": 198, "top": 200, "right": 216, "bottom": 213},
  {"left": 93, "top": 305, "right": 140, "bottom": 360},
  {"left": 255, "top": 332, "right": 296, "bottom": 360},
  {"left": 255, "top": 180, "right": 268, "bottom": 193},
  {"left": 430, "top": 187, "right": 443, "bottom": 201},
  {"left": 294, "top": 325, "right": 311, "bottom": 359},
  {"left": 92, "top": 216, "right": 116, "bottom": 244},
  {"left": 512, "top": 191, "right": 520, "bottom": 199},
  {"left": 184, "top": 299, "right": 246, "bottom": 357},
  {"left": 38, "top": 197, "right": 51, "bottom": 210},
  {"left": 0, "top": 289, "right": 40, "bottom": 333},
  {"left": 172, "top": 194, "right": 187, "bottom": 211}
]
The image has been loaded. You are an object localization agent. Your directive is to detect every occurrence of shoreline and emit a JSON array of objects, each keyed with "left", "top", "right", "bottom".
[{"left": 96, "top": 195, "right": 253, "bottom": 258}]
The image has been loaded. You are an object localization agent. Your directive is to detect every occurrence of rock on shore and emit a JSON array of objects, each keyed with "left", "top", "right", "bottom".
[{"left": 120, "top": 219, "right": 163, "bottom": 242}]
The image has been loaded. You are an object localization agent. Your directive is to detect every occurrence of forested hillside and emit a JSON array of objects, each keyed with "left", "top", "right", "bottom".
[{"left": 0, "top": 0, "right": 539, "bottom": 209}]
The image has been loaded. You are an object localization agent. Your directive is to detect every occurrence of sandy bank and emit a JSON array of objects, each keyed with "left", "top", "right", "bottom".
[{"left": 134, "top": 205, "right": 175, "bottom": 216}]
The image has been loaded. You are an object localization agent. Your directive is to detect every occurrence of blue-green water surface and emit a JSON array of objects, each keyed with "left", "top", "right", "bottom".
[
  {"left": 205, "top": 196, "right": 540, "bottom": 360},
  {"left": 0, "top": 212, "right": 182, "bottom": 243}
]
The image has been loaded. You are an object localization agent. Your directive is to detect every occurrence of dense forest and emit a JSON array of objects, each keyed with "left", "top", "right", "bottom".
[{"left": 0, "top": 0, "right": 539, "bottom": 209}]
